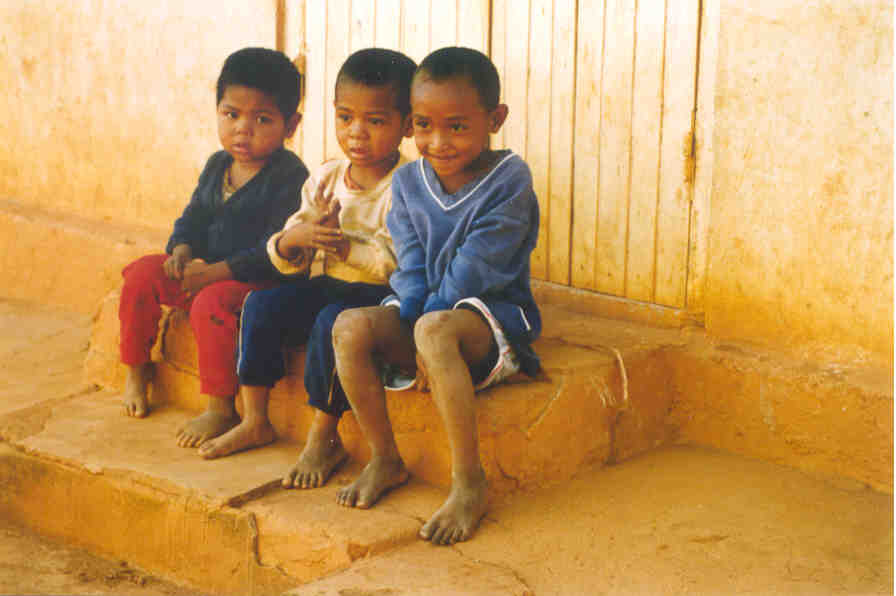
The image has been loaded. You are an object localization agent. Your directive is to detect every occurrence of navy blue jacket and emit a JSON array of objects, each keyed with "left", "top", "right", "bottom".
[{"left": 166, "top": 148, "right": 309, "bottom": 282}]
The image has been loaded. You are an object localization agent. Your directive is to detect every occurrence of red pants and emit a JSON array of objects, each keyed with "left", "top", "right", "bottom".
[{"left": 119, "top": 254, "right": 269, "bottom": 397}]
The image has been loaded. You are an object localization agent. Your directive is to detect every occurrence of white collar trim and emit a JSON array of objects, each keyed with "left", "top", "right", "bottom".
[{"left": 419, "top": 152, "right": 517, "bottom": 211}]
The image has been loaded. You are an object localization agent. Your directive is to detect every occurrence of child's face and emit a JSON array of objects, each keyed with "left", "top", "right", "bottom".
[
  {"left": 217, "top": 84, "right": 298, "bottom": 169},
  {"left": 410, "top": 75, "right": 505, "bottom": 193},
  {"left": 334, "top": 81, "right": 411, "bottom": 174}
]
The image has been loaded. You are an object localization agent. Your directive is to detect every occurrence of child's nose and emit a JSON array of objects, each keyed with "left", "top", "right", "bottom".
[
  {"left": 234, "top": 117, "right": 252, "bottom": 134},
  {"left": 348, "top": 120, "right": 367, "bottom": 138},
  {"left": 430, "top": 130, "right": 448, "bottom": 150}
]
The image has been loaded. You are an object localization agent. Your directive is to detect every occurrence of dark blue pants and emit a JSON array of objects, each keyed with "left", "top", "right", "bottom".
[{"left": 237, "top": 276, "right": 390, "bottom": 417}]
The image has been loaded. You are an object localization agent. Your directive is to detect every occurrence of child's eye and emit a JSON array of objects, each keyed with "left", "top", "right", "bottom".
[
  {"left": 413, "top": 120, "right": 429, "bottom": 129},
  {"left": 338, "top": 114, "right": 351, "bottom": 123},
  {"left": 450, "top": 123, "right": 467, "bottom": 132},
  {"left": 369, "top": 118, "right": 385, "bottom": 126},
  {"left": 257, "top": 116, "right": 272, "bottom": 125},
  {"left": 224, "top": 111, "right": 238, "bottom": 120}
]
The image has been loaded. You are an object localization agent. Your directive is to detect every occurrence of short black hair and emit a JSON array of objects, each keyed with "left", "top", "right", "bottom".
[
  {"left": 335, "top": 48, "right": 417, "bottom": 116},
  {"left": 414, "top": 47, "right": 501, "bottom": 111},
  {"left": 216, "top": 47, "right": 303, "bottom": 119}
]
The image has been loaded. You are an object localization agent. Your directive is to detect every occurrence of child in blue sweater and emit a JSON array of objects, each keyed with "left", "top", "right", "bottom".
[{"left": 331, "top": 47, "right": 541, "bottom": 546}]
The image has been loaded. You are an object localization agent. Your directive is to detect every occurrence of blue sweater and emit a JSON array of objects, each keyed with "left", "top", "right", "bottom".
[
  {"left": 387, "top": 150, "right": 541, "bottom": 374},
  {"left": 166, "top": 148, "right": 309, "bottom": 282}
]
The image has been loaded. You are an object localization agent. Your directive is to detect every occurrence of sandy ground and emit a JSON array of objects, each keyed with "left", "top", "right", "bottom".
[
  {"left": 0, "top": 517, "right": 209, "bottom": 596},
  {"left": 0, "top": 298, "right": 892, "bottom": 595}
]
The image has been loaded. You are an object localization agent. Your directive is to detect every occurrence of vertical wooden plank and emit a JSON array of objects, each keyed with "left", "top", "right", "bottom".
[
  {"left": 595, "top": 0, "right": 635, "bottom": 296},
  {"left": 688, "top": 0, "right": 720, "bottom": 314},
  {"left": 430, "top": 0, "right": 458, "bottom": 50},
  {"left": 526, "top": 0, "right": 552, "bottom": 280},
  {"left": 282, "top": 0, "right": 305, "bottom": 68},
  {"left": 501, "top": 0, "right": 529, "bottom": 161},
  {"left": 490, "top": 0, "right": 508, "bottom": 150},
  {"left": 655, "top": 0, "right": 699, "bottom": 307},
  {"left": 625, "top": 0, "right": 665, "bottom": 301},
  {"left": 325, "top": 0, "right": 351, "bottom": 161},
  {"left": 400, "top": 0, "right": 430, "bottom": 159},
  {"left": 349, "top": 0, "right": 376, "bottom": 52},
  {"left": 457, "top": 0, "right": 488, "bottom": 51},
  {"left": 571, "top": 0, "right": 604, "bottom": 290},
  {"left": 302, "top": 0, "right": 327, "bottom": 169},
  {"left": 402, "top": 0, "right": 430, "bottom": 64},
  {"left": 548, "top": 0, "right": 575, "bottom": 284},
  {"left": 282, "top": 0, "right": 306, "bottom": 154},
  {"left": 374, "top": 0, "right": 402, "bottom": 50}
]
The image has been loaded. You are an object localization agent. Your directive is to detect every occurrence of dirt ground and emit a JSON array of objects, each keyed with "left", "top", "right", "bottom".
[{"left": 0, "top": 516, "right": 208, "bottom": 596}]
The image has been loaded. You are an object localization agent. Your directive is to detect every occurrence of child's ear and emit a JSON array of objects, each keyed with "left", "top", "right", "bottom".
[
  {"left": 402, "top": 114, "right": 414, "bottom": 138},
  {"left": 285, "top": 112, "right": 302, "bottom": 138},
  {"left": 489, "top": 104, "right": 509, "bottom": 134}
]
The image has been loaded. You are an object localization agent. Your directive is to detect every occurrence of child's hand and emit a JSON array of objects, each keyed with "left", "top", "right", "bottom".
[
  {"left": 321, "top": 234, "right": 350, "bottom": 261},
  {"left": 181, "top": 259, "right": 214, "bottom": 294},
  {"left": 414, "top": 352, "right": 430, "bottom": 393},
  {"left": 317, "top": 199, "right": 342, "bottom": 229},
  {"left": 164, "top": 244, "right": 193, "bottom": 280},
  {"left": 281, "top": 222, "right": 344, "bottom": 253},
  {"left": 310, "top": 183, "right": 337, "bottom": 217}
]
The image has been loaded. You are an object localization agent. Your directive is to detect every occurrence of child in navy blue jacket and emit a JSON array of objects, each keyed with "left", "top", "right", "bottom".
[
  {"left": 119, "top": 48, "right": 308, "bottom": 445},
  {"left": 331, "top": 47, "right": 541, "bottom": 546}
]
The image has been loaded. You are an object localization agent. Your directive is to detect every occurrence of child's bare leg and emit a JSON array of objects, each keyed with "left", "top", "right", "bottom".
[
  {"left": 333, "top": 307, "right": 415, "bottom": 509},
  {"left": 123, "top": 362, "right": 152, "bottom": 418},
  {"left": 282, "top": 410, "right": 347, "bottom": 489},
  {"left": 176, "top": 394, "right": 239, "bottom": 447},
  {"left": 197, "top": 385, "right": 276, "bottom": 459},
  {"left": 415, "top": 310, "right": 493, "bottom": 545}
]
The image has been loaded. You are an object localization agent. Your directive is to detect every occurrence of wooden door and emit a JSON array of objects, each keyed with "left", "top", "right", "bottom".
[{"left": 491, "top": 0, "right": 700, "bottom": 308}]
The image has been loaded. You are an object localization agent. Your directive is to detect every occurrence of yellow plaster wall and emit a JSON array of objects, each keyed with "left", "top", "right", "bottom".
[
  {"left": 706, "top": 0, "right": 893, "bottom": 367},
  {"left": 0, "top": 0, "right": 276, "bottom": 232}
]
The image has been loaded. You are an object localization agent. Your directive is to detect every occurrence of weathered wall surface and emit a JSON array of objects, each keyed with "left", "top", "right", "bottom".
[
  {"left": 0, "top": 1, "right": 276, "bottom": 232},
  {"left": 0, "top": 0, "right": 892, "bottom": 370},
  {"left": 706, "top": 1, "right": 893, "bottom": 367}
]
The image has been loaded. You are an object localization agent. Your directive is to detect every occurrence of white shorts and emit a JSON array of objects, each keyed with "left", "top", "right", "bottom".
[{"left": 380, "top": 297, "right": 520, "bottom": 392}]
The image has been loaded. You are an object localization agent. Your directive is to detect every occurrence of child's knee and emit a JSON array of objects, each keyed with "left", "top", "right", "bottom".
[
  {"left": 414, "top": 311, "right": 456, "bottom": 354},
  {"left": 190, "top": 286, "right": 236, "bottom": 329},
  {"left": 122, "top": 254, "right": 166, "bottom": 287},
  {"left": 333, "top": 308, "right": 375, "bottom": 354}
]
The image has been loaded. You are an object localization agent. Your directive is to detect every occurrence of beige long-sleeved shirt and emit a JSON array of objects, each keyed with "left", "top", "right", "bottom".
[{"left": 266, "top": 156, "right": 407, "bottom": 285}]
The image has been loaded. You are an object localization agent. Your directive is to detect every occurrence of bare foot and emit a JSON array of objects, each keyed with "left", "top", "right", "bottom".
[
  {"left": 123, "top": 363, "right": 151, "bottom": 418},
  {"left": 282, "top": 436, "right": 348, "bottom": 489},
  {"left": 419, "top": 468, "right": 488, "bottom": 546},
  {"left": 176, "top": 410, "right": 239, "bottom": 448},
  {"left": 197, "top": 420, "right": 276, "bottom": 459},
  {"left": 336, "top": 456, "right": 408, "bottom": 509}
]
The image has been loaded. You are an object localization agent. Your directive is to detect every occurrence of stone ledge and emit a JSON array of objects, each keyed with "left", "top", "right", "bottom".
[
  {"left": 86, "top": 291, "right": 680, "bottom": 497},
  {"left": 87, "top": 290, "right": 894, "bottom": 495},
  {"left": 0, "top": 199, "right": 166, "bottom": 315}
]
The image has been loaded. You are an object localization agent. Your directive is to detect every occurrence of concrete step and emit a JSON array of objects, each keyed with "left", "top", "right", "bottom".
[
  {"left": 86, "top": 289, "right": 893, "bottom": 496},
  {"left": 86, "top": 291, "right": 685, "bottom": 498},
  {"left": 0, "top": 389, "right": 449, "bottom": 595}
]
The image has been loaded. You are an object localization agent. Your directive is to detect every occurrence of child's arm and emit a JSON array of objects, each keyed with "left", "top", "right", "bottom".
[
  {"left": 163, "top": 243, "right": 193, "bottom": 280},
  {"left": 165, "top": 154, "right": 221, "bottom": 275},
  {"left": 335, "top": 197, "right": 398, "bottom": 284},
  {"left": 386, "top": 180, "right": 429, "bottom": 323},
  {"left": 266, "top": 175, "right": 342, "bottom": 276},
  {"left": 425, "top": 180, "right": 538, "bottom": 313}
]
